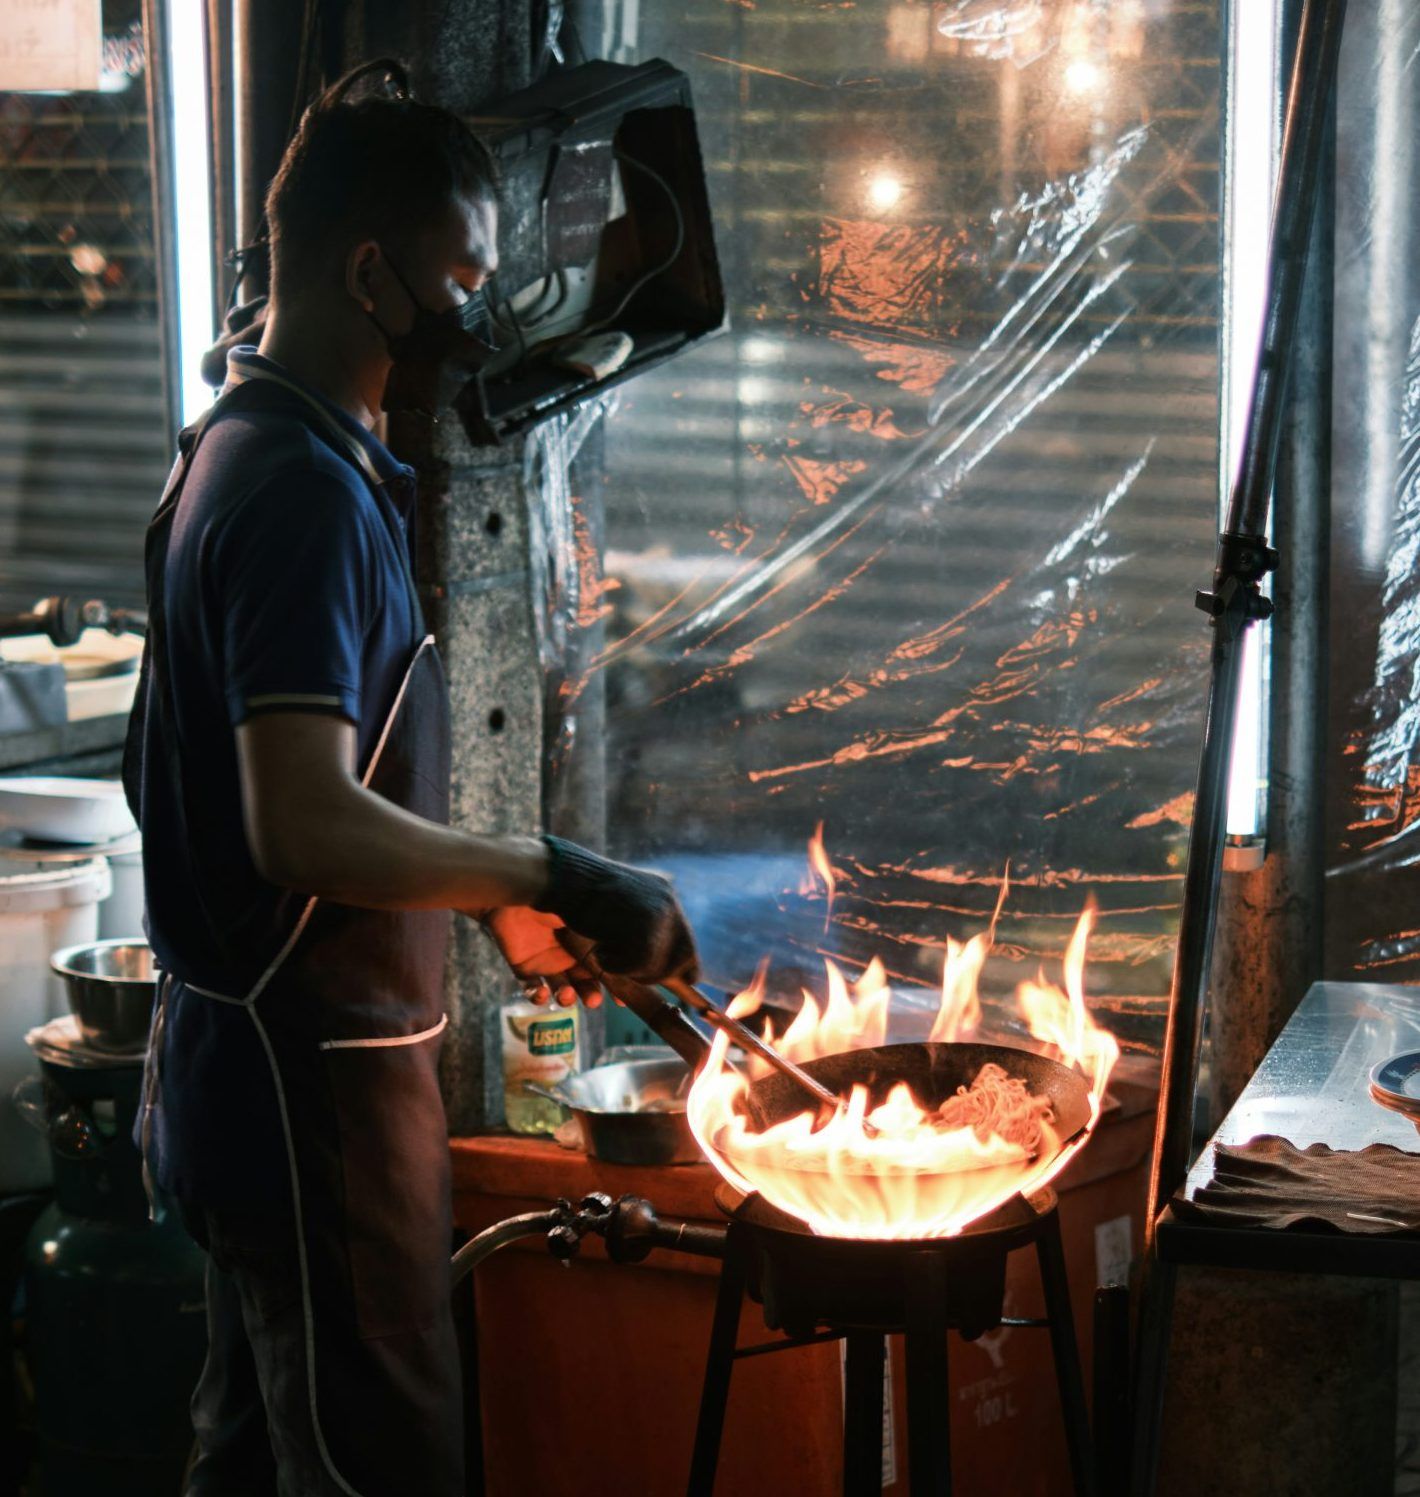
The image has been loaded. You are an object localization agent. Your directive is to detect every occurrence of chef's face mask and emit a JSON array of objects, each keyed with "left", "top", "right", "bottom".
[{"left": 367, "top": 252, "right": 496, "bottom": 418}]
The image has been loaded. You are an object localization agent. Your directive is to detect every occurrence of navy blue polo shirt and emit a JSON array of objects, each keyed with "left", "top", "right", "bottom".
[{"left": 139, "top": 347, "right": 425, "bottom": 993}]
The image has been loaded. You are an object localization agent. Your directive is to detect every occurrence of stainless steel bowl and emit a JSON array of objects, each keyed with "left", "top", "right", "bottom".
[
  {"left": 50, "top": 939, "right": 157, "bottom": 1054},
  {"left": 536, "top": 1056, "right": 701, "bottom": 1167}
]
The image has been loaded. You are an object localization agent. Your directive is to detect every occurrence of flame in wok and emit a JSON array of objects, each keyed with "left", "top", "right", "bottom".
[
  {"left": 800, "top": 820, "right": 837, "bottom": 931},
  {"left": 686, "top": 845, "right": 1119, "bottom": 1240}
]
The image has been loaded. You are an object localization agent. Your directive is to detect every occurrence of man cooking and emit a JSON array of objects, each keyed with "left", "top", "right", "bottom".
[{"left": 123, "top": 61, "right": 697, "bottom": 1497}]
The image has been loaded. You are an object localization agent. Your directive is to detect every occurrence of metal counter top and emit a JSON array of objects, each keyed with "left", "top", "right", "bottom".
[
  {"left": 1185, "top": 979, "right": 1420, "bottom": 1200},
  {"left": 1160, "top": 980, "right": 1420, "bottom": 1277}
]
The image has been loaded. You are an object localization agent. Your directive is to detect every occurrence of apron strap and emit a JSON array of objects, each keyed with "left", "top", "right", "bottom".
[{"left": 225, "top": 362, "right": 385, "bottom": 489}]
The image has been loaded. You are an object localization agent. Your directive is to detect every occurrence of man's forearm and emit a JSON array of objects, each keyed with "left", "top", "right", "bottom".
[
  {"left": 252, "top": 774, "right": 548, "bottom": 912},
  {"left": 233, "top": 711, "right": 696, "bottom": 985}
]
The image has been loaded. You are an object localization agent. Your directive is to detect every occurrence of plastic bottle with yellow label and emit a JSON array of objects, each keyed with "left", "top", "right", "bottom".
[{"left": 501, "top": 994, "right": 582, "bottom": 1135}]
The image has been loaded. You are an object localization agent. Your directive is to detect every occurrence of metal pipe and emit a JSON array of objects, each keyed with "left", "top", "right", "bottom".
[
  {"left": 1131, "top": 6, "right": 1344, "bottom": 1491},
  {"left": 205, "top": 0, "right": 236, "bottom": 323},
  {"left": 1092, "top": 1285, "right": 1132, "bottom": 1497},
  {"left": 140, "top": 0, "right": 180, "bottom": 439},
  {"left": 1208, "top": 97, "right": 1334, "bottom": 1123},
  {"left": 233, "top": 0, "right": 309, "bottom": 286},
  {"left": 1145, "top": 0, "right": 1347, "bottom": 1240},
  {"left": 652, "top": 1219, "right": 727, "bottom": 1260},
  {"left": 1228, "top": 0, "right": 1345, "bottom": 543},
  {"left": 449, "top": 1209, "right": 561, "bottom": 1286},
  {"left": 626, "top": 1213, "right": 728, "bottom": 1262}
]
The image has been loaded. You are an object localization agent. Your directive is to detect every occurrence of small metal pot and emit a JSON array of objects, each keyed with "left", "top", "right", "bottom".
[
  {"left": 50, "top": 939, "right": 156, "bottom": 1054},
  {"left": 532, "top": 1056, "right": 701, "bottom": 1167}
]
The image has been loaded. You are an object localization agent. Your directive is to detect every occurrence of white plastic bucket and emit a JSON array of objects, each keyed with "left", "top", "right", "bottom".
[
  {"left": 98, "top": 836, "right": 144, "bottom": 941},
  {"left": 0, "top": 829, "right": 145, "bottom": 944},
  {"left": 0, "top": 856, "right": 111, "bottom": 1192}
]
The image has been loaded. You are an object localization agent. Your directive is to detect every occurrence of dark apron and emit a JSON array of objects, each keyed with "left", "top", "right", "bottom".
[{"left": 126, "top": 372, "right": 461, "bottom": 1496}]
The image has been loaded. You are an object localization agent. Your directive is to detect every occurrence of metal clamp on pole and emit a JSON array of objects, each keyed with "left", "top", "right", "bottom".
[{"left": 1195, "top": 534, "right": 1279, "bottom": 635}]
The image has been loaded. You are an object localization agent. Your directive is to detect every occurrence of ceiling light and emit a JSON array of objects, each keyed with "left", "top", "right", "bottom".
[
  {"left": 866, "top": 173, "right": 904, "bottom": 213},
  {"left": 1064, "top": 58, "right": 1103, "bottom": 94}
]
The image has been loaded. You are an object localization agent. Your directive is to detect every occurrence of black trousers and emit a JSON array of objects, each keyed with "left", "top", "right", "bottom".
[{"left": 179, "top": 1202, "right": 346, "bottom": 1497}]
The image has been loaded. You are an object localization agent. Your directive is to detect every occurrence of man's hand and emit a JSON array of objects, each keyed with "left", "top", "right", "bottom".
[
  {"left": 531, "top": 837, "right": 699, "bottom": 985},
  {"left": 478, "top": 907, "right": 603, "bottom": 1008}
]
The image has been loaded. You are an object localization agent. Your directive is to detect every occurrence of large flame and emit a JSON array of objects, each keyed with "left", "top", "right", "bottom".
[{"left": 687, "top": 845, "right": 1119, "bottom": 1240}]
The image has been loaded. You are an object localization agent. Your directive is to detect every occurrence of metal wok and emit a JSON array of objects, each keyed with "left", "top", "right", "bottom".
[
  {"left": 734, "top": 1039, "right": 1092, "bottom": 1146},
  {"left": 707, "top": 1040, "right": 1094, "bottom": 1245},
  {"left": 606, "top": 975, "right": 1093, "bottom": 1173}
]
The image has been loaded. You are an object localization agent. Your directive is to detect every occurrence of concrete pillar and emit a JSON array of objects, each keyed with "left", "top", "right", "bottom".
[
  {"left": 401, "top": 427, "right": 548, "bottom": 1131},
  {"left": 358, "top": 0, "right": 604, "bottom": 1130},
  {"left": 399, "top": 397, "right": 608, "bottom": 1131}
]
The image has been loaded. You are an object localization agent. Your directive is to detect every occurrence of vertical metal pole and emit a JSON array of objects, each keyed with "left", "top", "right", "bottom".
[
  {"left": 903, "top": 1254, "right": 952, "bottom": 1497},
  {"left": 1034, "top": 1210, "right": 1096, "bottom": 1497},
  {"left": 205, "top": 0, "right": 237, "bottom": 329},
  {"left": 1091, "top": 1284, "right": 1132, "bottom": 1497},
  {"left": 233, "top": 0, "right": 308, "bottom": 280},
  {"left": 141, "top": 0, "right": 181, "bottom": 441},
  {"left": 1128, "top": 1257, "right": 1179, "bottom": 1497},
  {"left": 451, "top": 1263, "right": 485, "bottom": 1497},
  {"left": 1208, "top": 96, "right": 1334, "bottom": 1123},
  {"left": 841, "top": 1332, "right": 886, "bottom": 1497},
  {"left": 1144, "top": 0, "right": 1348, "bottom": 1241}
]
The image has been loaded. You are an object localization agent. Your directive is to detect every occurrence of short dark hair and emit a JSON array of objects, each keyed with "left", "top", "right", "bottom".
[{"left": 265, "top": 60, "right": 498, "bottom": 295}]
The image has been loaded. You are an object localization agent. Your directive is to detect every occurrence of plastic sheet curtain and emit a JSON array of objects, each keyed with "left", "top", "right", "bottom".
[
  {"left": 1326, "top": 0, "right": 1420, "bottom": 982},
  {"left": 0, "top": 0, "right": 165, "bottom": 614},
  {"left": 548, "top": 0, "right": 1223, "bottom": 1065}
]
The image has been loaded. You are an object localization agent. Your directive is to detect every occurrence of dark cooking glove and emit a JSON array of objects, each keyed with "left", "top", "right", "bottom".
[{"left": 533, "top": 835, "right": 700, "bottom": 985}]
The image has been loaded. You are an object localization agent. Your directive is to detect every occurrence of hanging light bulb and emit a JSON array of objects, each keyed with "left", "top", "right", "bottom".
[
  {"left": 866, "top": 172, "right": 904, "bottom": 213},
  {"left": 1064, "top": 56, "right": 1104, "bottom": 94}
]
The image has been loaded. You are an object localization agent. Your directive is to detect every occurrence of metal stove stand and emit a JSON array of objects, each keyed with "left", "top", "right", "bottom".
[{"left": 687, "top": 1187, "right": 1095, "bottom": 1497}]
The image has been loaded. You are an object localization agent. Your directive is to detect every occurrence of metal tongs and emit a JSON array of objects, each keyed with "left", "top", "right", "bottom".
[
  {"left": 594, "top": 965, "right": 869, "bottom": 1131},
  {"left": 554, "top": 927, "right": 867, "bottom": 1128}
]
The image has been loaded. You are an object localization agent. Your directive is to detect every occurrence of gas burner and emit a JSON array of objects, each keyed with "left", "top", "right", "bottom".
[{"left": 715, "top": 1182, "right": 1052, "bottom": 1340}]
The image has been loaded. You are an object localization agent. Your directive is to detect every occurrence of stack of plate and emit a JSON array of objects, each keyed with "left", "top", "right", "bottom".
[
  {"left": 1369, "top": 1052, "right": 1420, "bottom": 1121},
  {"left": 0, "top": 777, "right": 135, "bottom": 845}
]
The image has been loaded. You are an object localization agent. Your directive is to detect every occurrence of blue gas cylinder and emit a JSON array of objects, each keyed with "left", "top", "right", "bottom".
[{"left": 20, "top": 1020, "right": 206, "bottom": 1497}]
